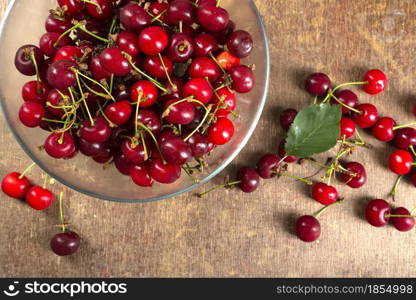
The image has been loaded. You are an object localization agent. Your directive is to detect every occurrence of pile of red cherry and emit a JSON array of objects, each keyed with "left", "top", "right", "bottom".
[
  {"left": 199, "top": 69, "right": 416, "bottom": 242},
  {"left": 15, "top": 0, "right": 255, "bottom": 188}
]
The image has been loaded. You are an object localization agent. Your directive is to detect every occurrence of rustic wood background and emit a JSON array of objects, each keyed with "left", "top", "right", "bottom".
[{"left": 1, "top": 0, "right": 416, "bottom": 278}]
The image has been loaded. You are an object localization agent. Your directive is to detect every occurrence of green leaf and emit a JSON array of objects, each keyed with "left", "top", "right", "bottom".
[{"left": 285, "top": 103, "right": 342, "bottom": 158}]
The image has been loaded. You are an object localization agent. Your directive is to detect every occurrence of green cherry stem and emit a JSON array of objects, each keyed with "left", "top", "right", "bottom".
[
  {"left": 386, "top": 214, "right": 416, "bottom": 218},
  {"left": 58, "top": 191, "right": 66, "bottom": 233},
  {"left": 184, "top": 104, "right": 213, "bottom": 142},
  {"left": 391, "top": 175, "right": 403, "bottom": 201},
  {"left": 29, "top": 51, "right": 41, "bottom": 92},
  {"left": 197, "top": 181, "right": 241, "bottom": 198},
  {"left": 410, "top": 146, "right": 416, "bottom": 157},
  {"left": 314, "top": 200, "right": 342, "bottom": 219},
  {"left": 205, "top": 78, "right": 239, "bottom": 117},
  {"left": 125, "top": 56, "right": 167, "bottom": 93},
  {"left": 137, "top": 122, "right": 166, "bottom": 163},
  {"left": 393, "top": 122, "right": 416, "bottom": 131},
  {"left": 331, "top": 81, "right": 368, "bottom": 94},
  {"left": 18, "top": 162, "right": 36, "bottom": 179},
  {"left": 272, "top": 171, "right": 313, "bottom": 185},
  {"left": 74, "top": 72, "right": 94, "bottom": 126},
  {"left": 330, "top": 93, "right": 362, "bottom": 114},
  {"left": 53, "top": 23, "right": 80, "bottom": 47},
  {"left": 75, "top": 71, "right": 115, "bottom": 101},
  {"left": 158, "top": 53, "right": 176, "bottom": 91},
  {"left": 134, "top": 92, "right": 143, "bottom": 138},
  {"left": 78, "top": 25, "right": 109, "bottom": 43}
]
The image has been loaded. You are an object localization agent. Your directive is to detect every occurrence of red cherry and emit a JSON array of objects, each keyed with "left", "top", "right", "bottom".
[
  {"left": 182, "top": 78, "right": 213, "bottom": 106},
  {"left": 99, "top": 47, "right": 131, "bottom": 76},
  {"left": 44, "top": 132, "right": 76, "bottom": 158},
  {"left": 80, "top": 117, "right": 111, "bottom": 143},
  {"left": 149, "top": 159, "right": 181, "bottom": 184},
  {"left": 39, "top": 32, "right": 72, "bottom": 57},
  {"left": 363, "top": 69, "right": 387, "bottom": 95},
  {"left": 331, "top": 89, "right": 358, "bottom": 115},
  {"left": 278, "top": 139, "right": 298, "bottom": 163},
  {"left": 104, "top": 101, "right": 132, "bottom": 125},
  {"left": 229, "top": 65, "right": 254, "bottom": 93},
  {"left": 22, "top": 81, "right": 50, "bottom": 104},
  {"left": 114, "top": 152, "right": 131, "bottom": 176},
  {"left": 211, "top": 87, "right": 236, "bottom": 117},
  {"left": 390, "top": 207, "right": 415, "bottom": 232},
  {"left": 388, "top": 150, "right": 413, "bottom": 175},
  {"left": 89, "top": 55, "right": 111, "bottom": 81},
  {"left": 19, "top": 101, "right": 46, "bottom": 128},
  {"left": 311, "top": 182, "right": 338, "bottom": 205},
  {"left": 117, "top": 31, "right": 140, "bottom": 57},
  {"left": 1, "top": 172, "right": 30, "bottom": 199},
  {"left": 305, "top": 73, "right": 331, "bottom": 96},
  {"left": 189, "top": 56, "right": 220, "bottom": 82},
  {"left": 121, "top": 139, "right": 149, "bottom": 165},
  {"left": 25, "top": 186, "right": 54, "bottom": 210},
  {"left": 207, "top": 117, "right": 234, "bottom": 145},
  {"left": 197, "top": 4, "right": 229, "bottom": 32},
  {"left": 351, "top": 103, "right": 378, "bottom": 128},
  {"left": 130, "top": 80, "right": 159, "bottom": 107},
  {"left": 340, "top": 116, "right": 356, "bottom": 139},
  {"left": 143, "top": 55, "right": 173, "bottom": 80},
  {"left": 365, "top": 199, "right": 390, "bottom": 227},
  {"left": 138, "top": 26, "right": 168, "bottom": 56},
  {"left": 372, "top": 117, "right": 396, "bottom": 142},
  {"left": 148, "top": 2, "right": 169, "bottom": 23},
  {"left": 130, "top": 163, "right": 153, "bottom": 187},
  {"left": 194, "top": 33, "right": 218, "bottom": 56},
  {"left": 85, "top": 0, "right": 114, "bottom": 19},
  {"left": 341, "top": 161, "right": 367, "bottom": 188},
  {"left": 295, "top": 215, "right": 320, "bottom": 242},
  {"left": 53, "top": 45, "right": 82, "bottom": 62}
]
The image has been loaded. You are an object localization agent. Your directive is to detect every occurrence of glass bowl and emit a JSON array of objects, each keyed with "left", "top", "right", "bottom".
[{"left": 0, "top": 0, "right": 270, "bottom": 203}]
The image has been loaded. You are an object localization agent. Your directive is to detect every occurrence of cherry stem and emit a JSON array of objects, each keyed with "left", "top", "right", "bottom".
[
  {"left": 19, "top": 162, "right": 36, "bottom": 179},
  {"left": 315, "top": 200, "right": 342, "bottom": 219},
  {"left": 54, "top": 23, "right": 80, "bottom": 48},
  {"left": 58, "top": 191, "right": 66, "bottom": 233},
  {"left": 78, "top": 25, "right": 109, "bottom": 43},
  {"left": 42, "top": 173, "right": 48, "bottom": 189},
  {"left": 330, "top": 93, "right": 362, "bottom": 114},
  {"left": 125, "top": 56, "right": 167, "bottom": 93},
  {"left": 75, "top": 71, "right": 115, "bottom": 101},
  {"left": 137, "top": 122, "right": 166, "bottom": 164},
  {"left": 386, "top": 214, "right": 416, "bottom": 218},
  {"left": 410, "top": 146, "right": 416, "bottom": 157},
  {"left": 96, "top": 100, "right": 115, "bottom": 127},
  {"left": 134, "top": 92, "right": 142, "bottom": 138},
  {"left": 140, "top": 131, "right": 148, "bottom": 161},
  {"left": 197, "top": 180, "right": 241, "bottom": 198},
  {"left": 209, "top": 52, "right": 227, "bottom": 76},
  {"left": 74, "top": 72, "right": 94, "bottom": 126},
  {"left": 108, "top": 15, "right": 118, "bottom": 36},
  {"left": 274, "top": 172, "right": 313, "bottom": 184},
  {"left": 393, "top": 122, "right": 416, "bottom": 131},
  {"left": 216, "top": 0, "right": 221, "bottom": 7},
  {"left": 150, "top": 9, "right": 167, "bottom": 24},
  {"left": 182, "top": 166, "right": 200, "bottom": 184},
  {"left": 205, "top": 79, "right": 239, "bottom": 117},
  {"left": 82, "top": 0, "right": 100, "bottom": 9},
  {"left": 391, "top": 175, "right": 402, "bottom": 201},
  {"left": 29, "top": 51, "right": 41, "bottom": 93},
  {"left": 158, "top": 53, "right": 176, "bottom": 90},
  {"left": 184, "top": 104, "right": 213, "bottom": 142},
  {"left": 331, "top": 81, "right": 368, "bottom": 94},
  {"left": 109, "top": 74, "right": 114, "bottom": 93}
]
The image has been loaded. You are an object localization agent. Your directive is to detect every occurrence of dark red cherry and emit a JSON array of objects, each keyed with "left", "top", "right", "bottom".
[
  {"left": 89, "top": 55, "right": 111, "bottom": 81},
  {"left": 351, "top": 103, "right": 378, "bottom": 128},
  {"left": 39, "top": 32, "right": 72, "bottom": 57},
  {"left": 237, "top": 167, "right": 260, "bottom": 193},
  {"left": 226, "top": 30, "right": 253, "bottom": 58},
  {"left": 121, "top": 139, "right": 149, "bottom": 164},
  {"left": 58, "top": 0, "right": 83, "bottom": 15},
  {"left": 132, "top": 109, "right": 161, "bottom": 134},
  {"left": 149, "top": 159, "right": 181, "bottom": 184},
  {"left": 45, "top": 14, "right": 72, "bottom": 33},
  {"left": 189, "top": 56, "right": 220, "bottom": 82},
  {"left": 26, "top": 186, "right": 54, "bottom": 210},
  {"left": 340, "top": 116, "right": 356, "bottom": 139},
  {"left": 130, "top": 163, "right": 153, "bottom": 187},
  {"left": 182, "top": 78, "right": 213, "bottom": 105},
  {"left": 119, "top": 2, "right": 151, "bottom": 32},
  {"left": 341, "top": 161, "right": 367, "bottom": 188},
  {"left": 130, "top": 80, "right": 158, "bottom": 107},
  {"left": 278, "top": 139, "right": 298, "bottom": 163},
  {"left": 295, "top": 215, "right": 320, "bottom": 242},
  {"left": 256, "top": 153, "right": 280, "bottom": 179},
  {"left": 46, "top": 60, "right": 77, "bottom": 90},
  {"left": 92, "top": 147, "right": 113, "bottom": 163},
  {"left": 143, "top": 55, "right": 173, "bottom": 80},
  {"left": 46, "top": 89, "right": 70, "bottom": 117},
  {"left": 194, "top": 33, "right": 218, "bottom": 56},
  {"left": 305, "top": 73, "right": 331, "bottom": 96},
  {"left": 44, "top": 132, "right": 76, "bottom": 159},
  {"left": 280, "top": 108, "right": 297, "bottom": 131},
  {"left": 99, "top": 47, "right": 131, "bottom": 76},
  {"left": 365, "top": 199, "right": 390, "bottom": 227},
  {"left": 21, "top": 81, "right": 50, "bottom": 104},
  {"left": 185, "top": 132, "right": 213, "bottom": 158},
  {"left": 1, "top": 172, "right": 30, "bottom": 199},
  {"left": 158, "top": 131, "right": 192, "bottom": 165},
  {"left": 393, "top": 128, "right": 416, "bottom": 149},
  {"left": 139, "top": 26, "right": 168, "bottom": 56},
  {"left": 104, "top": 101, "right": 132, "bottom": 125},
  {"left": 117, "top": 31, "right": 139, "bottom": 57},
  {"left": 114, "top": 152, "right": 131, "bottom": 175},
  {"left": 15, "top": 45, "right": 45, "bottom": 76},
  {"left": 390, "top": 207, "right": 415, "bottom": 232},
  {"left": 372, "top": 117, "right": 396, "bottom": 142},
  {"left": 166, "top": 0, "right": 196, "bottom": 25},
  {"left": 311, "top": 182, "right": 338, "bottom": 205},
  {"left": 148, "top": 2, "right": 169, "bottom": 23},
  {"left": 331, "top": 90, "right": 359, "bottom": 115},
  {"left": 163, "top": 99, "right": 196, "bottom": 125},
  {"left": 212, "top": 19, "right": 235, "bottom": 44},
  {"left": 79, "top": 117, "right": 111, "bottom": 143},
  {"left": 166, "top": 32, "right": 195, "bottom": 63},
  {"left": 51, "top": 231, "right": 80, "bottom": 256},
  {"left": 19, "top": 101, "right": 45, "bottom": 128},
  {"left": 78, "top": 138, "right": 106, "bottom": 157},
  {"left": 53, "top": 45, "right": 82, "bottom": 62},
  {"left": 229, "top": 65, "right": 254, "bottom": 93},
  {"left": 85, "top": 0, "right": 114, "bottom": 19},
  {"left": 363, "top": 69, "right": 387, "bottom": 95},
  {"left": 76, "top": 19, "right": 103, "bottom": 42},
  {"left": 197, "top": 4, "right": 229, "bottom": 32},
  {"left": 207, "top": 117, "right": 234, "bottom": 145}
]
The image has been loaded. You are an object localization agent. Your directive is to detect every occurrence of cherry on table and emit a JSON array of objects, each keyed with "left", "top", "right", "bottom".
[
  {"left": 26, "top": 185, "right": 54, "bottom": 210},
  {"left": 311, "top": 182, "right": 338, "bottom": 205},
  {"left": 365, "top": 199, "right": 390, "bottom": 227},
  {"left": 280, "top": 108, "right": 297, "bottom": 131},
  {"left": 51, "top": 231, "right": 80, "bottom": 256},
  {"left": 130, "top": 163, "right": 153, "bottom": 187},
  {"left": 1, "top": 172, "right": 31, "bottom": 199},
  {"left": 393, "top": 127, "right": 416, "bottom": 149},
  {"left": 372, "top": 117, "right": 396, "bottom": 142},
  {"left": 256, "top": 153, "right": 280, "bottom": 179},
  {"left": 363, "top": 69, "right": 387, "bottom": 95},
  {"left": 331, "top": 90, "right": 358, "bottom": 115},
  {"left": 237, "top": 167, "right": 260, "bottom": 193},
  {"left": 304, "top": 73, "right": 331, "bottom": 96},
  {"left": 15, "top": 44, "right": 45, "bottom": 76},
  {"left": 227, "top": 30, "right": 253, "bottom": 58},
  {"left": 388, "top": 150, "right": 413, "bottom": 175},
  {"left": 207, "top": 117, "right": 235, "bottom": 145},
  {"left": 295, "top": 215, "right": 321, "bottom": 242},
  {"left": 390, "top": 207, "right": 415, "bottom": 232},
  {"left": 341, "top": 161, "right": 367, "bottom": 188},
  {"left": 229, "top": 65, "right": 255, "bottom": 94},
  {"left": 44, "top": 132, "right": 76, "bottom": 159},
  {"left": 340, "top": 116, "right": 356, "bottom": 139},
  {"left": 351, "top": 103, "right": 378, "bottom": 128}
]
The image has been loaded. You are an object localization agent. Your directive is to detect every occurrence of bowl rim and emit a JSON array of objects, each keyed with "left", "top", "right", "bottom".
[{"left": 0, "top": 0, "right": 270, "bottom": 203}]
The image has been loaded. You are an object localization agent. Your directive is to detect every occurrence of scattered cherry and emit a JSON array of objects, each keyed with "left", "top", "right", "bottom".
[
  {"left": 363, "top": 69, "right": 387, "bottom": 95},
  {"left": 26, "top": 185, "right": 54, "bottom": 210},
  {"left": 311, "top": 182, "right": 338, "bottom": 205},
  {"left": 51, "top": 231, "right": 80, "bottom": 256},
  {"left": 390, "top": 207, "right": 415, "bottom": 232},
  {"left": 304, "top": 73, "right": 331, "bottom": 96},
  {"left": 295, "top": 215, "right": 321, "bottom": 242},
  {"left": 365, "top": 199, "right": 390, "bottom": 227},
  {"left": 388, "top": 150, "right": 413, "bottom": 175}
]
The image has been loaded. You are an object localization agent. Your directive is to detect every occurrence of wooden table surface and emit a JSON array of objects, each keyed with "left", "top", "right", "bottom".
[{"left": 1, "top": 0, "right": 416, "bottom": 278}]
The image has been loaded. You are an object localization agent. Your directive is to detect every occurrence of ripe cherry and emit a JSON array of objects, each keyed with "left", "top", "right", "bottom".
[
  {"left": 166, "top": 32, "right": 195, "bottom": 63},
  {"left": 57, "top": 0, "right": 83, "bottom": 15},
  {"left": 304, "top": 73, "right": 331, "bottom": 96},
  {"left": 237, "top": 167, "right": 260, "bottom": 193},
  {"left": 15, "top": 45, "right": 45, "bottom": 76},
  {"left": 197, "top": 4, "right": 229, "bottom": 32},
  {"left": 130, "top": 163, "right": 153, "bottom": 187},
  {"left": 104, "top": 100, "right": 132, "bottom": 125},
  {"left": 311, "top": 182, "right": 338, "bottom": 205},
  {"left": 372, "top": 117, "right": 396, "bottom": 142},
  {"left": 45, "top": 14, "right": 71, "bottom": 34},
  {"left": 139, "top": 26, "right": 168, "bottom": 56},
  {"left": 278, "top": 139, "right": 298, "bottom": 163},
  {"left": 388, "top": 150, "right": 413, "bottom": 175},
  {"left": 194, "top": 33, "right": 218, "bottom": 56},
  {"left": 53, "top": 45, "right": 82, "bottom": 62},
  {"left": 390, "top": 207, "right": 415, "bottom": 232},
  {"left": 227, "top": 30, "right": 253, "bottom": 58},
  {"left": 351, "top": 103, "right": 378, "bottom": 128},
  {"left": 185, "top": 132, "right": 213, "bottom": 158},
  {"left": 78, "top": 138, "right": 106, "bottom": 157},
  {"left": 121, "top": 139, "right": 149, "bottom": 165},
  {"left": 365, "top": 199, "right": 390, "bottom": 227},
  {"left": 189, "top": 56, "right": 220, "bottom": 82},
  {"left": 211, "top": 87, "right": 236, "bottom": 117},
  {"left": 79, "top": 117, "right": 111, "bottom": 143},
  {"left": 149, "top": 159, "right": 181, "bottom": 184},
  {"left": 130, "top": 80, "right": 159, "bottom": 107},
  {"left": 119, "top": 2, "right": 151, "bottom": 32},
  {"left": 341, "top": 161, "right": 367, "bottom": 188},
  {"left": 229, "top": 65, "right": 254, "bottom": 93},
  {"left": 280, "top": 108, "right": 297, "bottom": 131},
  {"left": 256, "top": 153, "right": 280, "bottom": 179},
  {"left": 331, "top": 89, "right": 358, "bottom": 115},
  {"left": 114, "top": 152, "right": 131, "bottom": 176},
  {"left": 213, "top": 19, "right": 235, "bottom": 44},
  {"left": 158, "top": 131, "right": 192, "bottom": 165},
  {"left": 393, "top": 127, "right": 416, "bottom": 149},
  {"left": 363, "top": 69, "right": 387, "bottom": 95},
  {"left": 26, "top": 186, "right": 54, "bottom": 210},
  {"left": 99, "top": 47, "right": 131, "bottom": 76},
  {"left": 207, "top": 117, "right": 234, "bottom": 145},
  {"left": 117, "top": 31, "right": 139, "bottom": 58},
  {"left": 295, "top": 215, "right": 320, "bottom": 242},
  {"left": 22, "top": 81, "right": 50, "bottom": 104},
  {"left": 44, "top": 132, "right": 76, "bottom": 159},
  {"left": 1, "top": 172, "right": 30, "bottom": 199},
  {"left": 89, "top": 56, "right": 111, "bottom": 80},
  {"left": 143, "top": 55, "right": 173, "bottom": 80},
  {"left": 85, "top": 0, "right": 114, "bottom": 20},
  {"left": 164, "top": 99, "right": 196, "bottom": 125},
  {"left": 39, "top": 32, "right": 72, "bottom": 57},
  {"left": 46, "top": 60, "right": 77, "bottom": 90},
  {"left": 340, "top": 116, "right": 356, "bottom": 139},
  {"left": 166, "top": 0, "right": 196, "bottom": 25},
  {"left": 19, "top": 101, "right": 45, "bottom": 128},
  {"left": 148, "top": 2, "right": 169, "bottom": 23},
  {"left": 51, "top": 231, "right": 80, "bottom": 256},
  {"left": 183, "top": 78, "right": 213, "bottom": 106},
  {"left": 46, "top": 89, "right": 70, "bottom": 117},
  {"left": 132, "top": 109, "right": 161, "bottom": 134}
]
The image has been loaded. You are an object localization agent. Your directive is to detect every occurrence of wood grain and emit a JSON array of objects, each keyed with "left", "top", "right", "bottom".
[{"left": 1, "top": 0, "right": 416, "bottom": 278}]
